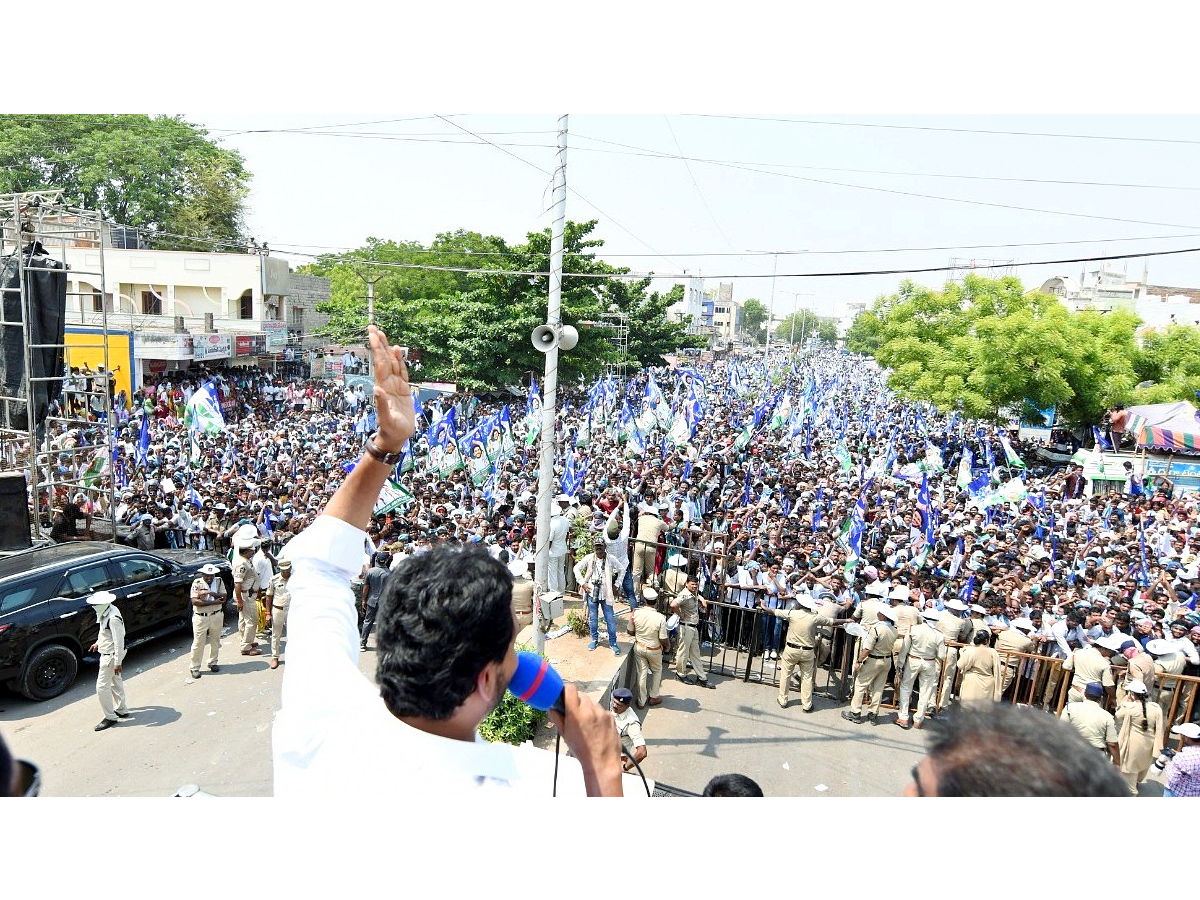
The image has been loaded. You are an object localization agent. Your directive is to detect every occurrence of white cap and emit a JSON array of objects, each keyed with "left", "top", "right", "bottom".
[
  {"left": 1125, "top": 679, "right": 1148, "bottom": 695},
  {"left": 921, "top": 609, "right": 941, "bottom": 621},
  {"left": 86, "top": 590, "right": 117, "bottom": 606},
  {"left": 865, "top": 581, "right": 887, "bottom": 598},
  {"left": 641, "top": 587, "right": 659, "bottom": 601},
  {"left": 1010, "top": 618, "right": 1035, "bottom": 632},
  {"left": 877, "top": 606, "right": 899, "bottom": 622},
  {"left": 797, "top": 596, "right": 818, "bottom": 611},
  {"left": 970, "top": 604, "right": 988, "bottom": 614},
  {"left": 945, "top": 599, "right": 969, "bottom": 612},
  {"left": 554, "top": 494, "right": 571, "bottom": 505},
  {"left": 668, "top": 553, "right": 687, "bottom": 567},
  {"left": 888, "top": 585, "right": 910, "bottom": 602},
  {"left": 1171, "top": 722, "right": 1200, "bottom": 740},
  {"left": 199, "top": 564, "right": 221, "bottom": 576},
  {"left": 507, "top": 559, "right": 529, "bottom": 578}
]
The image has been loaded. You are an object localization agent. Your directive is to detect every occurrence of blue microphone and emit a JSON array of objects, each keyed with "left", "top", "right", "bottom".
[{"left": 509, "top": 651, "right": 566, "bottom": 716}]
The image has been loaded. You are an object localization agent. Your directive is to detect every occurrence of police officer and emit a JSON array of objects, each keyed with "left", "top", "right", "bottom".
[
  {"left": 610, "top": 688, "right": 647, "bottom": 773},
  {"left": 234, "top": 540, "right": 262, "bottom": 655},
  {"left": 267, "top": 559, "right": 292, "bottom": 670},
  {"left": 842, "top": 605, "right": 899, "bottom": 725},
  {"left": 1063, "top": 681, "right": 1121, "bottom": 768},
  {"left": 762, "top": 595, "right": 836, "bottom": 711},
  {"left": 88, "top": 591, "right": 131, "bottom": 731},
  {"left": 894, "top": 609, "right": 947, "bottom": 730},
  {"left": 189, "top": 563, "right": 226, "bottom": 679},
  {"left": 670, "top": 575, "right": 714, "bottom": 689},
  {"left": 627, "top": 587, "right": 669, "bottom": 707},
  {"left": 935, "top": 599, "right": 973, "bottom": 708}
]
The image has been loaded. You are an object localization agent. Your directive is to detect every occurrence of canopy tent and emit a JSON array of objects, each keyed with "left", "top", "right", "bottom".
[{"left": 1124, "top": 401, "right": 1200, "bottom": 452}]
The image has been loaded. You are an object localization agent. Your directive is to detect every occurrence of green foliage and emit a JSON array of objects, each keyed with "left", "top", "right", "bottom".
[
  {"left": 566, "top": 608, "right": 590, "bottom": 637},
  {"left": 854, "top": 274, "right": 1142, "bottom": 426},
  {"left": 478, "top": 644, "right": 548, "bottom": 745},
  {"left": 0, "top": 114, "right": 251, "bottom": 251},
  {"left": 307, "top": 221, "right": 704, "bottom": 389},
  {"left": 1132, "top": 324, "right": 1200, "bottom": 404},
  {"left": 741, "top": 299, "right": 769, "bottom": 343},
  {"left": 773, "top": 312, "right": 837, "bottom": 345}
]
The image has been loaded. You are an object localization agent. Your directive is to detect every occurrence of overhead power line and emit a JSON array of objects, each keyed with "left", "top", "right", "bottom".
[{"left": 686, "top": 114, "right": 1200, "bottom": 148}]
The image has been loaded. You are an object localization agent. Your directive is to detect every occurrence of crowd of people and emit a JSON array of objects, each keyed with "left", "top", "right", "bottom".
[{"left": 23, "top": 332, "right": 1200, "bottom": 796}]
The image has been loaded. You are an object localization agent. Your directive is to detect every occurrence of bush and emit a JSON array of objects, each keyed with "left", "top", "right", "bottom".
[
  {"left": 567, "top": 608, "right": 589, "bottom": 637},
  {"left": 478, "top": 643, "right": 548, "bottom": 745}
]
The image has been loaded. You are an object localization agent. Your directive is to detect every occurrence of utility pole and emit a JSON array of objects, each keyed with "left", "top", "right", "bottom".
[
  {"left": 764, "top": 253, "right": 778, "bottom": 356},
  {"left": 533, "top": 115, "right": 569, "bottom": 656}
]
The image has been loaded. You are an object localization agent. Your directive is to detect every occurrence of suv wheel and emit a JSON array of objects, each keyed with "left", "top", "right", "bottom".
[{"left": 20, "top": 643, "right": 79, "bottom": 701}]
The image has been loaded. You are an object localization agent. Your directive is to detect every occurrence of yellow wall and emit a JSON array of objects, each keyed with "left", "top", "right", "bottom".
[{"left": 64, "top": 329, "right": 134, "bottom": 400}]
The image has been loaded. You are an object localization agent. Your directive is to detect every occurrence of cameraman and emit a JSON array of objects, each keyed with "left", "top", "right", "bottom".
[{"left": 272, "top": 326, "right": 623, "bottom": 797}]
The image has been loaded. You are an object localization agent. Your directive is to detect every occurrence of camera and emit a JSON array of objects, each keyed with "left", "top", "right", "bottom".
[{"left": 1153, "top": 748, "right": 1176, "bottom": 772}]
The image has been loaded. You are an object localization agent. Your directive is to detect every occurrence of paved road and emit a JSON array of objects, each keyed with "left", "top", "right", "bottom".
[
  {"left": 0, "top": 622, "right": 377, "bottom": 798},
  {"left": 633, "top": 662, "right": 928, "bottom": 797}
]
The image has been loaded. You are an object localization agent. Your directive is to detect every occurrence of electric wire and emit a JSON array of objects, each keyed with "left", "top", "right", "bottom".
[
  {"left": 662, "top": 114, "right": 737, "bottom": 250},
  {"left": 685, "top": 114, "right": 1200, "bottom": 148}
]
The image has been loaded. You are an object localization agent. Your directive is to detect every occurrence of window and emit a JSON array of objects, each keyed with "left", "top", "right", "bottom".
[
  {"left": 59, "top": 563, "right": 116, "bottom": 599},
  {"left": 290, "top": 306, "right": 305, "bottom": 326},
  {"left": 92, "top": 289, "right": 104, "bottom": 313},
  {"left": 141, "top": 290, "right": 162, "bottom": 315},
  {"left": 115, "top": 557, "right": 168, "bottom": 584},
  {"left": 0, "top": 584, "right": 38, "bottom": 615},
  {"left": 239, "top": 291, "right": 254, "bottom": 320}
]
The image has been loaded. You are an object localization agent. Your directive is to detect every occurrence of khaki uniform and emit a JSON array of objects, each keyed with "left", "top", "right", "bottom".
[
  {"left": 1063, "top": 697, "right": 1118, "bottom": 754},
  {"left": 935, "top": 611, "right": 972, "bottom": 707},
  {"left": 632, "top": 514, "right": 665, "bottom": 595},
  {"left": 189, "top": 576, "right": 225, "bottom": 672},
  {"left": 814, "top": 598, "right": 842, "bottom": 667},
  {"left": 849, "top": 620, "right": 898, "bottom": 717},
  {"left": 1120, "top": 651, "right": 1157, "bottom": 704},
  {"left": 1115, "top": 697, "right": 1165, "bottom": 794},
  {"left": 629, "top": 606, "right": 669, "bottom": 706},
  {"left": 233, "top": 555, "right": 262, "bottom": 652},
  {"left": 891, "top": 603, "right": 922, "bottom": 673},
  {"left": 672, "top": 588, "right": 709, "bottom": 683},
  {"left": 896, "top": 622, "right": 946, "bottom": 725},
  {"left": 1062, "top": 645, "right": 1114, "bottom": 702},
  {"left": 994, "top": 628, "right": 1034, "bottom": 694},
  {"left": 662, "top": 567, "right": 687, "bottom": 600},
  {"left": 770, "top": 607, "right": 835, "bottom": 710},
  {"left": 613, "top": 705, "right": 645, "bottom": 753},
  {"left": 956, "top": 645, "right": 1003, "bottom": 704},
  {"left": 267, "top": 572, "right": 291, "bottom": 662},
  {"left": 854, "top": 598, "right": 886, "bottom": 627},
  {"left": 95, "top": 606, "right": 128, "bottom": 722}
]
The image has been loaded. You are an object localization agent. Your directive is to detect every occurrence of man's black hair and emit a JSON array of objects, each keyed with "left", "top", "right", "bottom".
[
  {"left": 922, "top": 704, "right": 1128, "bottom": 797},
  {"left": 702, "top": 773, "right": 764, "bottom": 797},
  {"left": 375, "top": 546, "right": 514, "bottom": 721}
]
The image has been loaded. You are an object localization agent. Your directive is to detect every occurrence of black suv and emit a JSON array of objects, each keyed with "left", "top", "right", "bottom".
[{"left": 0, "top": 542, "right": 232, "bottom": 701}]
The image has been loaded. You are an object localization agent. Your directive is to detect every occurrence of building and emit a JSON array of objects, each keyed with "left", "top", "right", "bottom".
[
  {"left": 60, "top": 228, "right": 330, "bottom": 389},
  {"left": 1038, "top": 263, "right": 1200, "bottom": 327},
  {"left": 710, "top": 287, "right": 743, "bottom": 347}
]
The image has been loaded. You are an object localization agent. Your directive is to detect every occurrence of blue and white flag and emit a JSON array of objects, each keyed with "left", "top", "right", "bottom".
[
  {"left": 1093, "top": 426, "right": 1111, "bottom": 451},
  {"left": 136, "top": 413, "right": 150, "bottom": 466},
  {"left": 949, "top": 537, "right": 965, "bottom": 578}
]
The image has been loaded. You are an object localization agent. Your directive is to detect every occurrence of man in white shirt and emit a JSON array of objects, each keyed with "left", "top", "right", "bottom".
[
  {"left": 548, "top": 496, "right": 571, "bottom": 593},
  {"left": 273, "top": 327, "right": 623, "bottom": 798}
]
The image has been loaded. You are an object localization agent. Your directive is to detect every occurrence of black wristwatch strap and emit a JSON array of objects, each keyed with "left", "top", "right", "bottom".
[{"left": 363, "top": 432, "right": 404, "bottom": 466}]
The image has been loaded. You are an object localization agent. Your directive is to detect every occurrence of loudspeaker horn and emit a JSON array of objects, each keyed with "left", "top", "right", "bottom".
[
  {"left": 531, "top": 325, "right": 559, "bottom": 352},
  {"left": 558, "top": 325, "right": 579, "bottom": 351}
]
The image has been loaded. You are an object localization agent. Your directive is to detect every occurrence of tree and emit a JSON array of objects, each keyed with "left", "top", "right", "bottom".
[
  {"left": 0, "top": 114, "right": 251, "bottom": 251},
  {"left": 1131, "top": 324, "right": 1200, "bottom": 404},
  {"left": 308, "top": 220, "right": 705, "bottom": 390},
  {"left": 741, "top": 298, "right": 769, "bottom": 343},
  {"left": 773, "top": 311, "right": 837, "bottom": 346},
  {"left": 854, "top": 274, "right": 1142, "bottom": 426}
]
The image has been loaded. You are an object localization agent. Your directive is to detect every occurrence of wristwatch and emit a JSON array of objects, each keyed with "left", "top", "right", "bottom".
[{"left": 363, "top": 432, "right": 404, "bottom": 466}]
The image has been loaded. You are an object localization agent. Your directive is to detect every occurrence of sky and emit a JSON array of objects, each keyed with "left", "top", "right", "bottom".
[{"left": 187, "top": 113, "right": 1200, "bottom": 323}]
